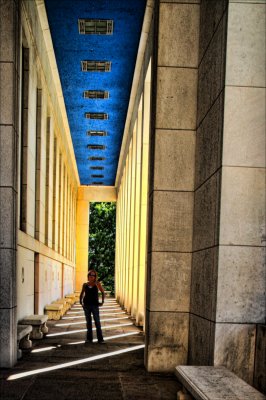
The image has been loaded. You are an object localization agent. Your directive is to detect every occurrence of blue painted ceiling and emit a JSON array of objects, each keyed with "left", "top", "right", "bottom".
[{"left": 44, "top": 0, "right": 146, "bottom": 186}]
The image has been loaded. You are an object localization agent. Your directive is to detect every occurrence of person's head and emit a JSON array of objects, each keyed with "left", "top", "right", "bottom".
[{"left": 87, "top": 269, "right": 97, "bottom": 281}]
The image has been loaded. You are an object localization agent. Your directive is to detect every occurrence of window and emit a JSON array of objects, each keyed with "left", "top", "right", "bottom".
[
  {"left": 78, "top": 19, "right": 113, "bottom": 35},
  {"left": 81, "top": 61, "right": 111, "bottom": 72}
]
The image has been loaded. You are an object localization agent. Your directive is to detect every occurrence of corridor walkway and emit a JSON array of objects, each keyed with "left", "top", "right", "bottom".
[{"left": 0, "top": 299, "right": 181, "bottom": 399}]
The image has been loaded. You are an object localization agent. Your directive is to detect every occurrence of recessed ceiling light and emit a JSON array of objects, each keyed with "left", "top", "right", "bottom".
[
  {"left": 89, "top": 157, "right": 106, "bottom": 161},
  {"left": 86, "top": 131, "right": 107, "bottom": 136},
  {"left": 78, "top": 19, "right": 113, "bottom": 35},
  {"left": 81, "top": 61, "right": 111, "bottom": 72},
  {"left": 87, "top": 145, "right": 106, "bottom": 150},
  {"left": 83, "top": 90, "right": 109, "bottom": 99},
  {"left": 91, "top": 174, "right": 104, "bottom": 178},
  {"left": 85, "top": 112, "right": 108, "bottom": 120},
  {"left": 90, "top": 166, "right": 104, "bottom": 170}
]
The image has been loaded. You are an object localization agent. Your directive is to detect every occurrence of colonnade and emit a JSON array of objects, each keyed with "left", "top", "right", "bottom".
[{"left": 115, "top": 62, "right": 151, "bottom": 327}]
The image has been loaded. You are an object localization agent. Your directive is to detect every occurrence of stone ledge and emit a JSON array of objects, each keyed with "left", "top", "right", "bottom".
[{"left": 175, "top": 366, "right": 265, "bottom": 400}]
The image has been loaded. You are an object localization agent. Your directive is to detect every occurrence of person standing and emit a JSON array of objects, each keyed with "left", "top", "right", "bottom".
[{"left": 80, "top": 269, "right": 105, "bottom": 343}]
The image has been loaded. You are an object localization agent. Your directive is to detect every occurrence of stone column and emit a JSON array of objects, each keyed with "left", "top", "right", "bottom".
[
  {"left": 75, "top": 193, "right": 89, "bottom": 291},
  {"left": 52, "top": 136, "right": 59, "bottom": 252},
  {"left": 189, "top": 0, "right": 265, "bottom": 386},
  {"left": 137, "top": 65, "right": 151, "bottom": 328},
  {"left": 216, "top": 1, "right": 265, "bottom": 384},
  {"left": 145, "top": 0, "right": 199, "bottom": 372},
  {"left": 45, "top": 116, "right": 54, "bottom": 248},
  {"left": 0, "top": 0, "right": 20, "bottom": 367},
  {"left": 132, "top": 104, "right": 143, "bottom": 319}
]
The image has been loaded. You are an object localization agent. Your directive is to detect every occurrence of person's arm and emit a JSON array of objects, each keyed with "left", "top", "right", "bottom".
[
  {"left": 80, "top": 283, "right": 85, "bottom": 305},
  {"left": 97, "top": 282, "right": 105, "bottom": 306}
]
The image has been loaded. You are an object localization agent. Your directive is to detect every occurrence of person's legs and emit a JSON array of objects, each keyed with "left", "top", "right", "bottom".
[
  {"left": 91, "top": 305, "right": 104, "bottom": 342},
  {"left": 83, "top": 305, "right": 93, "bottom": 341}
]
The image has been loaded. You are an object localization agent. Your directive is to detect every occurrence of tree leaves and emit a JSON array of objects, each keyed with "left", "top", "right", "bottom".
[{"left": 89, "top": 202, "right": 116, "bottom": 293}]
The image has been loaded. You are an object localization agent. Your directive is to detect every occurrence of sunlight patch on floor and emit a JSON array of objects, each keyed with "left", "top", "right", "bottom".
[{"left": 7, "top": 344, "right": 145, "bottom": 381}]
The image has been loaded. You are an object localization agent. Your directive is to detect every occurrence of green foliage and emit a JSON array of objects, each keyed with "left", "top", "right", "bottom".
[{"left": 88, "top": 202, "right": 116, "bottom": 293}]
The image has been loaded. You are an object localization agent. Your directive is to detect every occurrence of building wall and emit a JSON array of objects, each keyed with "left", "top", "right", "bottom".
[
  {"left": 0, "top": 0, "right": 78, "bottom": 367},
  {"left": 0, "top": 0, "right": 21, "bottom": 368}
]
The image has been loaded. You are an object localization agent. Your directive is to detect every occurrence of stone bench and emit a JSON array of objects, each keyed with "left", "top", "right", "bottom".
[
  {"left": 45, "top": 303, "right": 63, "bottom": 320},
  {"left": 65, "top": 294, "right": 76, "bottom": 305},
  {"left": 175, "top": 366, "right": 265, "bottom": 400},
  {"left": 52, "top": 298, "right": 69, "bottom": 314},
  {"left": 17, "top": 324, "right": 32, "bottom": 359},
  {"left": 19, "top": 315, "right": 48, "bottom": 339}
]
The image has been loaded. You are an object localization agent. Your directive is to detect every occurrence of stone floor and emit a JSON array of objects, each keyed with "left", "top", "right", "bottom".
[{"left": 0, "top": 299, "right": 181, "bottom": 399}]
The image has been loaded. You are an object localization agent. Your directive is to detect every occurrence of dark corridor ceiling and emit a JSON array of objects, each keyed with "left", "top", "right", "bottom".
[{"left": 45, "top": 0, "right": 146, "bottom": 186}]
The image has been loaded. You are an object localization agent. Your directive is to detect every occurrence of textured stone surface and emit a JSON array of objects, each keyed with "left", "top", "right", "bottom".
[
  {"left": 197, "top": 12, "right": 227, "bottom": 125},
  {"left": 0, "top": 62, "right": 15, "bottom": 125},
  {"left": 195, "top": 92, "right": 223, "bottom": 189},
  {"left": 0, "top": 0, "right": 16, "bottom": 62},
  {"left": 0, "top": 126, "right": 16, "bottom": 187},
  {"left": 146, "top": 311, "right": 189, "bottom": 371},
  {"left": 193, "top": 171, "right": 221, "bottom": 251},
  {"left": 151, "top": 191, "right": 194, "bottom": 252},
  {"left": 156, "top": 67, "right": 197, "bottom": 130},
  {"left": 226, "top": 2, "right": 266, "bottom": 87},
  {"left": 149, "top": 251, "right": 191, "bottom": 312},
  {"left": 199, "top": 0, "right": 228, "bottom": 62},
  {"left": 158, "top": 3, "right": 199, "bottom": 68},
  {"left": 188, "top": 314, "right": 215, "bottom": 366},
  {"left": 0, "top": 248, "right": 16, "bottom": 308},
  {"left": 175, "top": 365, "right": 265, "bottom": 400},
  {"left": 214, "top": 323, "right": 256, "bottom": 385},
  {"left": 154, "top": 130, "right": 195, "bottom": 191},
  {"left": 220, "top": 167, "right": 266, "bottom": 246},
  {"left": 223, "top": 86, "right": 266, "bottom": 168},
  {"left": 0, "top": 307, "right": 17, "bottom": 367},
  {"left": 190, "top": 247, "right": 218, "bottom": 321},
  {"left": 216, "top": 246, "right": 266, "bottom": 323},
  {"left": 254, "top": 325, "right": 266, "bottom": 395},
  {"left": 0, "top": 187, "right": 16, "bottom": 249}
]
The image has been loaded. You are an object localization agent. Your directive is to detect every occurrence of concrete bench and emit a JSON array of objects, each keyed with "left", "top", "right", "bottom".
[
  {"left": 65, "top": 294, "right": 76, "bottom": 305},
  {"left": 17, "top": 324, "right": 32, "bottom": 359},
  {"left": 175, "top": 366, "right": 265, "bottom": 400},
  {"left": 52, "top": 298, "right": 69, "bottom": 314},
  {"left": 45, "top": 303, "right": 63, "bottom": 320},
  {"left": 19, "top": 315, "right": 48, "bottom": 339}
]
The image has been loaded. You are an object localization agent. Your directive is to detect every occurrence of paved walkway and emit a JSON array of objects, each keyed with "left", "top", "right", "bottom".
[{"left": 0, "top": 299, "right": 181, "bottom": 399}]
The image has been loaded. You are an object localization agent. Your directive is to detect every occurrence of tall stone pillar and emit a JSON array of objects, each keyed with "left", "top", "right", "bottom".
[
  {"left": 189, "top": 0, "right": 265, "bottom": 386},
  {"left": 75, "top": 195, "right": 89, "bottom": 292},
  {"left": 0, "top": 0, "right": 20, "bottom": 367},
  {"left": 145, "top": 0, "right": 199, "bottom": 371}
]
